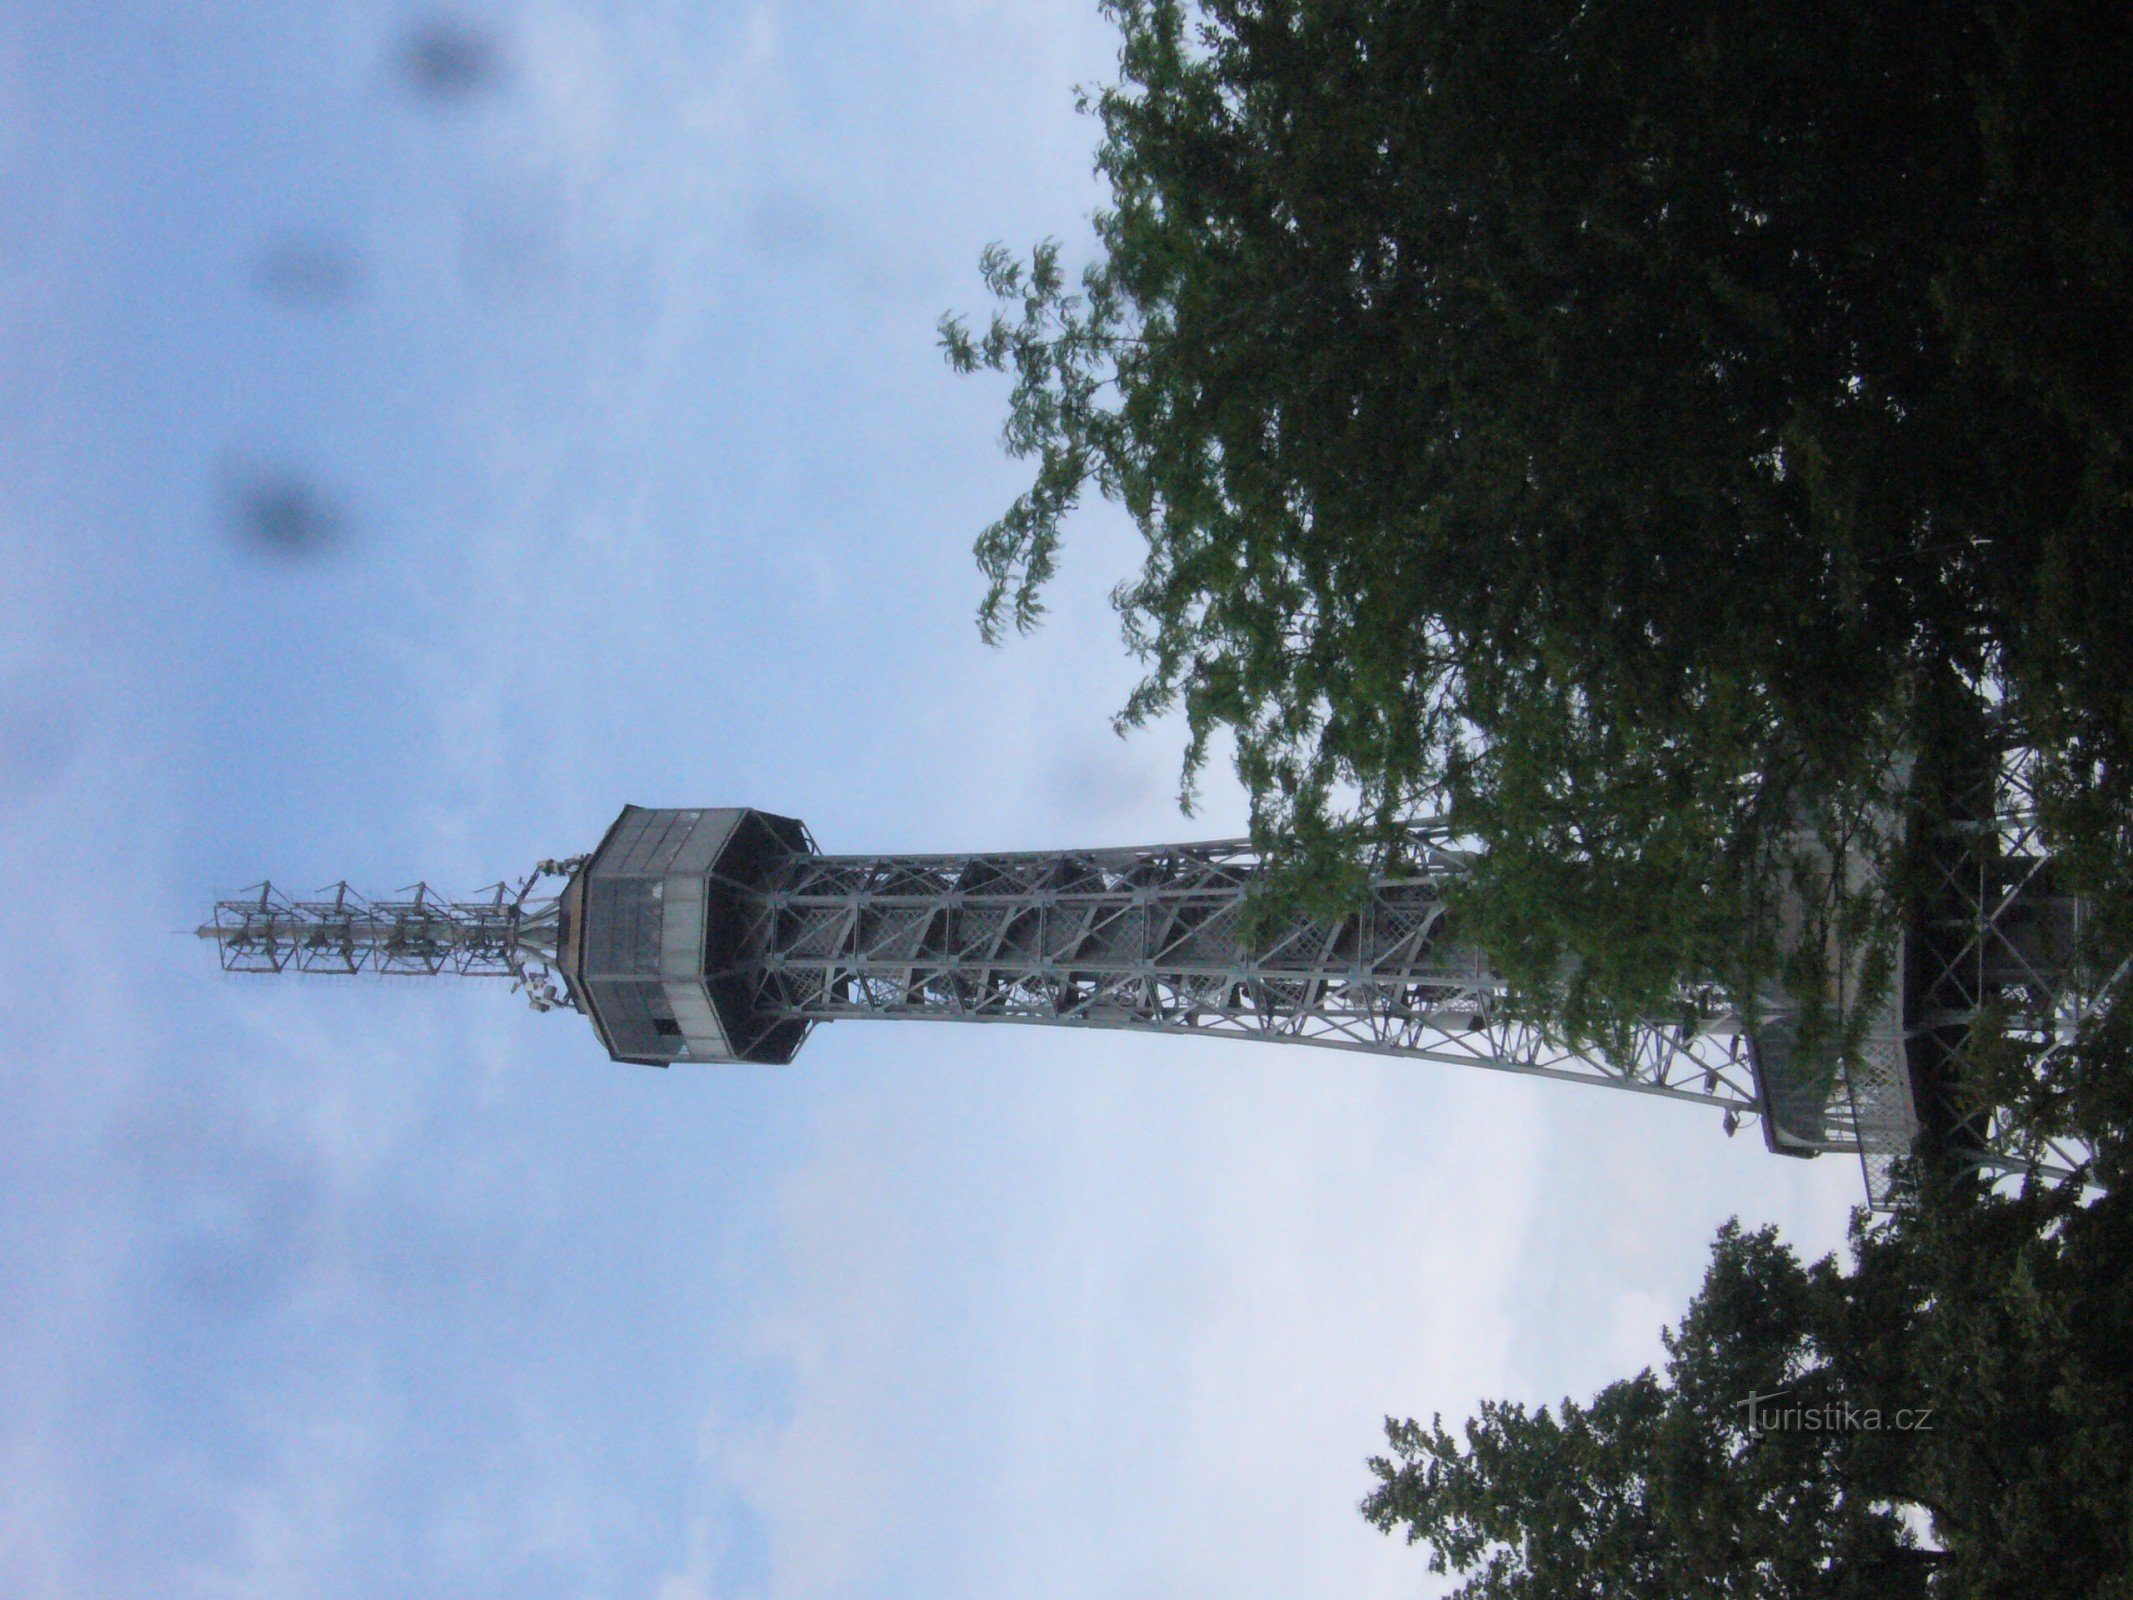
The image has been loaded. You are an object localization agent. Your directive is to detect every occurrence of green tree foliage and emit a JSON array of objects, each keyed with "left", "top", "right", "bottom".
[
  {"left": 1361, "top": 1225, "right": 1938, "bottom": 1599},
  {"left": 942, "top": 0, "right": 2133, "bottom": 1039},
  {"left": 1364, "top": 1198, "right": 2133, "bottom": 1597},
  {"left": 1362, "top": 1054, "right": 2133, "bottom": 1599}
]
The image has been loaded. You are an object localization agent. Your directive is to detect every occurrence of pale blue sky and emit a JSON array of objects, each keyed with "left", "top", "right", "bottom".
[{"left": 0, "top": 5, "right": 1860, "bottom": 1597}]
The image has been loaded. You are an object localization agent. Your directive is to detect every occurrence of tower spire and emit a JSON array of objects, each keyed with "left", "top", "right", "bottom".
[{"left": 197, "top": 859, "right": 584, "bottom": 1009}]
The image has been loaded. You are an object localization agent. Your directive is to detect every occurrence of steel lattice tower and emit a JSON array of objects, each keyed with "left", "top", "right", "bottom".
[{"left": 203, "top": 790, "right": 2107, "bottom": 1208}]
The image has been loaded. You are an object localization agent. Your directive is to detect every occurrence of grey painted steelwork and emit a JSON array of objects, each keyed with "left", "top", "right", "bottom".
[
  {"left": 555, "top": 806, "right": 812, "bottom": 1065},
  {"left": 1902, "top": 745, "right": 2114, "bottom": 1203},
  {"left": 200, "top": 876, "right": 572, "bottom": 1005},
  {"left": 548, "top": 807, "right": 1779, "bottom": 1136},
  {"left": 719, "top": 825, "right": 1770, "bottom": 1119},
  {"left": 203, "top": 786, "right": 2108, "bottom": 1208}
]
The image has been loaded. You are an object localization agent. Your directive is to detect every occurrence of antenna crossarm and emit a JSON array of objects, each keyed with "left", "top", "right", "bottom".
[{"left": 197, "top": 859, "right": 582, "bottom": 1010}]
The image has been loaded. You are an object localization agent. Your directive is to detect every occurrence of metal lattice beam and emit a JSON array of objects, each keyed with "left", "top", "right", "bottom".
[
  {"left": 1906, "top": 744, "right": 2113, "bottom": 1196},
  {"left": 199, "top": 867, "right": 577, "bottom": 1009},
  {"left": 723, "top": 829, "right": 1765, "bottom": 1118},
  {"left": 200, "top": 789, "right": 2117, "bottom": 1211}
]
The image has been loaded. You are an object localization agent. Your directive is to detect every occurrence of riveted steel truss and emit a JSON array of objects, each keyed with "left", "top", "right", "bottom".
[
  {"left": 721, "top": 826, "right": 1766, "bottom": 1117},
  {"left": 1907, "top": 743, "right": 2116, "bottom": 1197},
  {"left": 202, "top": 785, "right": 2117, "bottom": 1210}
]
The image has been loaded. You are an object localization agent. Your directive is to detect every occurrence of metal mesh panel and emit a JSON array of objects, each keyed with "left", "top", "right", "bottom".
[
  {"left": 588, "top": 979, "right": 681, "bottom": 1060},
  {"left": 583, "top": 877, "right": 663, "bottom": 975}
]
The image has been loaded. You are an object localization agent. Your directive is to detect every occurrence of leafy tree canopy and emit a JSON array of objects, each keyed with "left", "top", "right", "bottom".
[
  {"left": 1363, "top": 1193, "right": 2133, "bottom": 1597},
  {"left": 1361, "top": 1017, "right": 2133, "bottom": 1598},
  {"left": 943, "top": 0, "right": 2133, "bottom": 1038},
  {"left": 1363, "top": 1224, "right": 1930, "bottom": 1600}
]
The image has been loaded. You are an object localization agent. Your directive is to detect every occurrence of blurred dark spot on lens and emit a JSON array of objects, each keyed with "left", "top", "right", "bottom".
[
  {"left": 254, "top": 235, "right": 365, "bottom": 309},
  {"left": 229, "top": 472, "right": 343, "bottom": 558},
  {"left": 397, "top": 17, "right": 503, "bottom": 101}
]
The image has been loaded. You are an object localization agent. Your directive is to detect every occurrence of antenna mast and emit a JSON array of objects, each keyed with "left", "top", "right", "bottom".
[{"left": 197, "top": 858, "right": 585, "bottom": 1010}]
